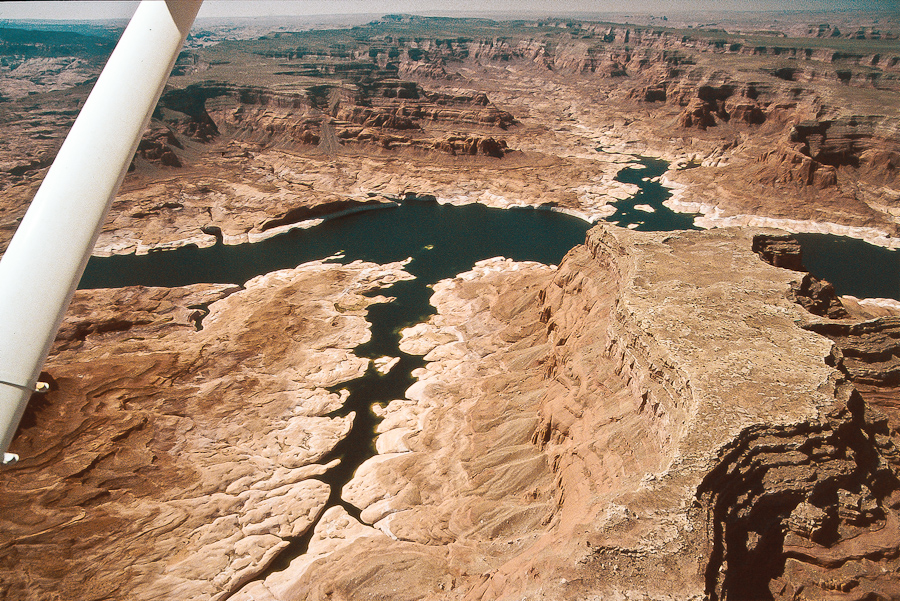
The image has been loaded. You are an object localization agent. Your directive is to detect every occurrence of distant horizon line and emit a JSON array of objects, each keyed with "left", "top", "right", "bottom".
[{"left": 2, "top": 7, "right": 898, "bottom": 23}]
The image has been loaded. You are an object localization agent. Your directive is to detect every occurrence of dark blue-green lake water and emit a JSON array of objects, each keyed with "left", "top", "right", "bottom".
[
  {"left": 80, "top": 157, "right": 897, "bottom": 302},
  {"left": 607, "top": 156, "right": 701, "bottom": 232},
  {"left": 793, "top": 232, "right": 898, "bottom": 301},
  {"left": 80, "top": 199, "right": 591, "bottom": 292}
]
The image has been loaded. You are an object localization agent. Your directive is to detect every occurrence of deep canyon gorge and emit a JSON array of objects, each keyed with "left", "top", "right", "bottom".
[{"left": 0, "top": 9, "right": 899, "bottom": 601}]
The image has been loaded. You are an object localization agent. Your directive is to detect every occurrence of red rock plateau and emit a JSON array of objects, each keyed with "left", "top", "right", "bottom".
[{"left": 1, "top": 11, "right": 899, "bottom": 601}]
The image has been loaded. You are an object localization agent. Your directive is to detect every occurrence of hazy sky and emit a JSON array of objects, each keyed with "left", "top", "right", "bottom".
[{"left": 0, "top": 0, "right": 895, "bottom": 21}]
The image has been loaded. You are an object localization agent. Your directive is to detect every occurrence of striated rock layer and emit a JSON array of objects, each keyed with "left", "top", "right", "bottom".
[
  {"left": 6, "top": 16, "right": 899, "bottom": 259},
  {"left": 0, "top": 258, "right": 413, "bottom": 601},
  {"left": 237, "top": 225, "right": 900, "bottom": 600}
]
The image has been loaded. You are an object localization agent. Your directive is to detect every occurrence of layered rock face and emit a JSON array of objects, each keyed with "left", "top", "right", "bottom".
[
  {"left": 1, "top": 14, "right": 900, "bottom": 600},
  {"left": 181, "top": 82, "right": 516, "bottom": 154},
  {"left": 0, "top": 259, "right": 413, "bottom": 601},
  {"left": 500, "top": 226, "right": 899, "bottom": 600}
]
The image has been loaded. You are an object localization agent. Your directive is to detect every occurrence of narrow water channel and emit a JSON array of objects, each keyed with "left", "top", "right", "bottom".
[
  {"left": 607, "top": 156, "right": 701, "bottom": 232},
  {"left": 81, "top": 198, "right": 594, "bottom": 572}
]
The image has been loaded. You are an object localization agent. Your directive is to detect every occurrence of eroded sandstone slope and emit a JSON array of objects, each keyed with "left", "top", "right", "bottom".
[
  {"left": 1, "top": 14, "right": 899, "bottom": 601},
  {"left": 0, "top": 222, "right": 897, "bottom": 600}
]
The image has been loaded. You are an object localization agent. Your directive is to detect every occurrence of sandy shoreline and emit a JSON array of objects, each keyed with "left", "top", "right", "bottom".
[
  {"left": 91, "top": 157, "right": 898, "bottom": 262},
  {"left": 660, "top": 174, "right": 900, "bottom": 250}
]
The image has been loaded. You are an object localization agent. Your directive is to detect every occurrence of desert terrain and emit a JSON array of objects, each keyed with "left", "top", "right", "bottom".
[{"left": 0, "top": 10, "right": 899, "bottom": 600}]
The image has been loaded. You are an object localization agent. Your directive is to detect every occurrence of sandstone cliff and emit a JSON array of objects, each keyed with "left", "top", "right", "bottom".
[
  {"left": 1, "top": 15, "right": 900, "bottom": 599},
  {"left": 4, "top": 15, "right": 899, "bottom": 259}
]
